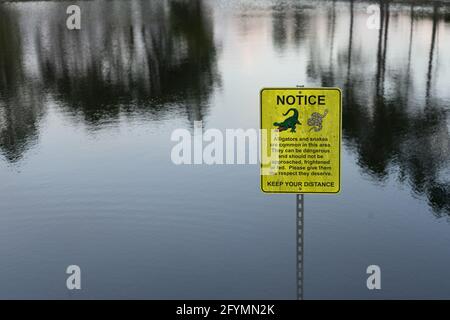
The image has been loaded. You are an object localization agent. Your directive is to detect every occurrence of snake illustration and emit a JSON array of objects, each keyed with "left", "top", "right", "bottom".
[{"left": 307, "top": 109, "right": 328, "bottom": 132}]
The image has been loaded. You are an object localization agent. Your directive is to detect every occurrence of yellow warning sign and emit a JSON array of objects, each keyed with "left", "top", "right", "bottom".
[{"left": 260, "top": 88, "right": 341, "bottom": 194}]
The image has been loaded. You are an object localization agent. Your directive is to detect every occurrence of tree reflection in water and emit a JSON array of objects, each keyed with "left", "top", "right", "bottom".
[
  {"left": 0, "top": 0, "right": 449, "bottom": 215},
  {"left": 0, "top": 0, "right": 219, "bottom": 162}
]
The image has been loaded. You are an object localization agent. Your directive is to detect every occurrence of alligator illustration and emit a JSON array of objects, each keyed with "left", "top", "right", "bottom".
[{"left": 273, "top": 108, "right": 301, "bottom": 133}]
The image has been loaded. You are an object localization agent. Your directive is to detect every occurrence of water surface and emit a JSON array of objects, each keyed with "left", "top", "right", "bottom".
[{"left": 0, "top": 0, "right": 449, "bottom": 299}]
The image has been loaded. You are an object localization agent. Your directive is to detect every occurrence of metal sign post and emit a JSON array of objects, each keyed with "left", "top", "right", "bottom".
[
  {"left": 260, "top": 84, "right": 341, "bottom": 300},
  {"left": 296, "top": 193, "right": 304, "bottom": 300},
  {"left": 296, "top": 84, "right": 304, "bottom": 301}
]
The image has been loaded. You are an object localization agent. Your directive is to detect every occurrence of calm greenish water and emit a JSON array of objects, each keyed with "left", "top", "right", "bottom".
[{"left": 0, "top": 0, "right": 449, "bottom": 299}]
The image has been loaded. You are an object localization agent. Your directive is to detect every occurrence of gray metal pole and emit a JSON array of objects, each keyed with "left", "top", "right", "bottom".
[
  {"left": 296, "top": 193, "right": 304, "bottom": 300},
  {"left": 296, "top": 84, "right": 305, "bottom": 300}
]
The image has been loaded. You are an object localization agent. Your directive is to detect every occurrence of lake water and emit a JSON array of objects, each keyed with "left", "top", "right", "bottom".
[{"left": 0, "top": 0, "right": 449, "bottom": 299}]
